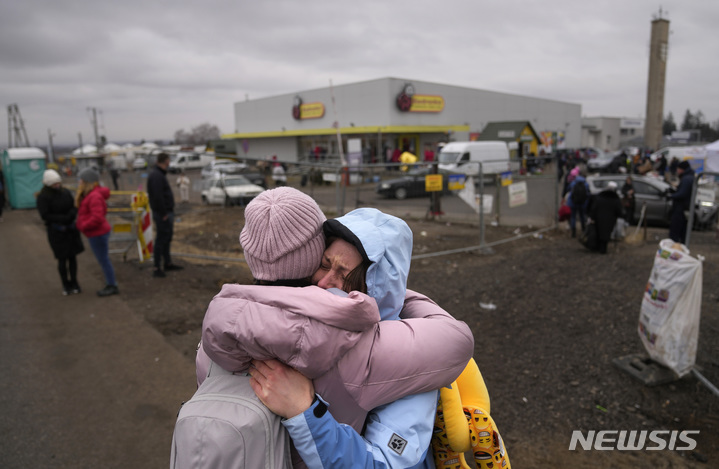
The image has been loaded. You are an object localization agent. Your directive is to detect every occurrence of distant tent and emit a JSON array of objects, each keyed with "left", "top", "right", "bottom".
[
  {"left": 102, "top": 143, "right": 122, "bottom": 152},
  {"left": 72, "top": 144, "right": 98, "bottom": 155},
  {"left": 141, "top": 142, "right": 159, "bottom": 150}
]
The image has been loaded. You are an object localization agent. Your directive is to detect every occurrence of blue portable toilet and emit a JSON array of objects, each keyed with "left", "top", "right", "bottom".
[{"left": 1, "top": 147, "right": 47, "bottom": 209}]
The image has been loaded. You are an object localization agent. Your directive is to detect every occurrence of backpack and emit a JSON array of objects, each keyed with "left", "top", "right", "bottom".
[
  {"left": 571, "top": 180, "right": 588, "bottom": 205},
  {"left": 170, "top": 361, "right": 292, "bottom": 469},
  {"left": 431, "top": 359, "right": 511, "bottom": 469}
]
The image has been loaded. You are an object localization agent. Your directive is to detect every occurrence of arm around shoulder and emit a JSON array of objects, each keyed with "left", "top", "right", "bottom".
[{"left": 341, "top": 289, "right": 474, "bottom": 410}]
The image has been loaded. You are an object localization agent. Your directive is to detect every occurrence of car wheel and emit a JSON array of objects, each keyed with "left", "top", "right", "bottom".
[{"left": 394, "top": 187, "right": 408, "bottom": 200}]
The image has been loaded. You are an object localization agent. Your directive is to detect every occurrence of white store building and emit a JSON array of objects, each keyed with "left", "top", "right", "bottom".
[{"left": 222, "top": 77, "right": 582, "bottom": 163}]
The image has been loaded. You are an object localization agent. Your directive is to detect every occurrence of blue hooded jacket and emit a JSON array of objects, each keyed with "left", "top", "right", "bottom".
[
  {"left": 324, "top": 208, "right": 413, "bottom": 321},
  {"left": 286, "top": 208, "right": 437, "bottom": 468}
]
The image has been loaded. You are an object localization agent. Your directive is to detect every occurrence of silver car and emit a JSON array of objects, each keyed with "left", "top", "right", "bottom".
[
  {"left": 586, "top": 174, "right": 718, "bottom": 229},
  {"left": 200, "top": 160, "right": 247, "bottom": 179},
  {"left": 201, "top": 175, "right": 264, "bottom": 206}
]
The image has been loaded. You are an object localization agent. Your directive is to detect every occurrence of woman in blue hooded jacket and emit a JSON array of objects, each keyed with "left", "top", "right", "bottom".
[{"left": 249, "top": 208, "right": 449, "bottom": 468}]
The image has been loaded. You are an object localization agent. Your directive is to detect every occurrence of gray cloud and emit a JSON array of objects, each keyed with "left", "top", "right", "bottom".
[{"left": 1, "top": 0, "right": 716, "bottom": 147}]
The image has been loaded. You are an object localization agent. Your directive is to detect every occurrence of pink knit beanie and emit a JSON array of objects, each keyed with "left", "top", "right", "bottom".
[{"left": 240, "top": 187, "right": 326, "bottom": 281}]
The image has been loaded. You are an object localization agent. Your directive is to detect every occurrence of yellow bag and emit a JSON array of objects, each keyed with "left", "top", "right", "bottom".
[{"left": 432, "top": 359, "right": 510, "bottom": 469}]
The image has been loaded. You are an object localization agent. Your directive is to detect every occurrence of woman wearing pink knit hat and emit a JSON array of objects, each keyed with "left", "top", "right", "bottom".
[{"left": 188, "top": 187, "right": 474, "bottom": 469}]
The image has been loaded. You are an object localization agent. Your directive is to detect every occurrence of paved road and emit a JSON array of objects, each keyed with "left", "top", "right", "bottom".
[{"left": 0, "top": 210, "right": 196, "bottom": 468}]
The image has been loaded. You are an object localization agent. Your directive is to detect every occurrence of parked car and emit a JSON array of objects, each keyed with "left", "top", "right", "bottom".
[
  {"left": 237, "top": 170, "right": 267, "bottom": 189},
  {"left": 376, "top": 168, "right": 457, "bottom": 200},
  {"left": 201, "top": 175, "right": 264, "bottom": 206},
  {"left": 587, "top": 150, "right": 627, "bottom": 174},
  {"left": 132, "top": 158, "right": 148, "bottom": 170},
  {"left": 168, "top": 152, "right": 214, "bottom": 173},
  {"left": 578, "top": 147, "right": 607, "bottom": 161},
  {"left": 586, "top": 174, "right": 718, "bottom": 229},
  {"left": 200, "top": 160, "right": 247, "bottom": 179}
]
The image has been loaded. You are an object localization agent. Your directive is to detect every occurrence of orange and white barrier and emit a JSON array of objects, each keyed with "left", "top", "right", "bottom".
[{"left": 132, "top": 192, "right": 153, "bottom": 262}]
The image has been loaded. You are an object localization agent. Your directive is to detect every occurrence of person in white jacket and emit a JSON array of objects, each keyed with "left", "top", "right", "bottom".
[
  {"left": 175, "top": 170, "right": 190, "bottom": 203},
  {"left": 198, "top": 188, "right": 473, "bottom": 468}
]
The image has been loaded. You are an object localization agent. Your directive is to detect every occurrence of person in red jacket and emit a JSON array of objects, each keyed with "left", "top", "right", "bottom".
[{"left": 75, "top": 168, "right": 119, "bottom": 297}]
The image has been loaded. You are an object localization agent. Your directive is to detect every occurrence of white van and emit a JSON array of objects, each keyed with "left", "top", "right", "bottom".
[
  {"left": 438, "top": 141, "right": 510, "bottom": 176},
  {"left": 650, "top": 146, "right": 705, "bottom": 163},
  {"left": 650, "top": 146, "right": 708, "bottom": 174},
  {"left": 168, "top": 152, "right": 214, "bottom": 173}
]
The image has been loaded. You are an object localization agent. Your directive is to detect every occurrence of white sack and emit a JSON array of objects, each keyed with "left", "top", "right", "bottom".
[{"left": 638, "top": 239, "right": 703, "bottom": 377}]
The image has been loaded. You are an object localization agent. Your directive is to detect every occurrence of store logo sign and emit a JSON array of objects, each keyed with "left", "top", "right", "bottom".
[
  {"left": 396, "top": 83, "right": 444, "bottom": 113},
  {"left": 292, "top": 96, "right": 325, "bottom": 120}
]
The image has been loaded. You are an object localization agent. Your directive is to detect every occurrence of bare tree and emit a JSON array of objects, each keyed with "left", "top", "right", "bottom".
[{"left": 173, "top": 123, "right": 221, "bottom": 145}]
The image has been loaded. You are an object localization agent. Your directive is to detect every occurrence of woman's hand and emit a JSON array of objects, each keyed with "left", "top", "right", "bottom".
[{"left": 249, "top": 359, "right": 315, "bottom": 419}]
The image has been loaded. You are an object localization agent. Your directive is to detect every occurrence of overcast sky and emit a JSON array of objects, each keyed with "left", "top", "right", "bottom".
[{"left": 1, "top": 0, "right": 717, "bottom": 148}]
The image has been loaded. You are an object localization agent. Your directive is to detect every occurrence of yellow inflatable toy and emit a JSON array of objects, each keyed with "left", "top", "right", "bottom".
[{"left": 432, "top": 359, "right": 510, "bottom": 469}]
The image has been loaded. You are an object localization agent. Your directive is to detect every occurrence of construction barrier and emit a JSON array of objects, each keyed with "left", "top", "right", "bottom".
[{"left": 106, "top": 190, "right": 153, "bottom": 262}]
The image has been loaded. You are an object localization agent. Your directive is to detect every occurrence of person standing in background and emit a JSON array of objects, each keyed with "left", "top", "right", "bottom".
[
  {"left": 588, "top": 181, "right": 624, "bottom": 254},
  {"left": 37, "top": 169, "right": 84, "bottom": 295},
  {"left": 176, "top": 170, "right": 191, "bottom": 203},
  {"left": 621, "top": 176, "right": 636, "bottom": 225},
  {"left": 668, "top": 161, "right": 695, "bottom": 244},
  {"left": 270, "top": 156, "right": 287, "bottom": 187},
  {"left": 109, "top": 165, "right": 120, "bottom": 191},
  {"left": 566, "top": 169, "right": 590, "bottom": 238},
  {"left": 147, "top": 152, "right": 183, "bottom": 278},
  {"left": 75, "top": 168, "right": 119, "bottom": 297}
]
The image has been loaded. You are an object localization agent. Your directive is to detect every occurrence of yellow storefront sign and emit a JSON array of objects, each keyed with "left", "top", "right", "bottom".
[
  {"left": 425, "top": 174, "right": 443, "bottom": 192},
  {"left": 300, "top": 102, "right": 325, "bottom": 119},
  {"left": 410, "top": 95, "right": 444, "bottom": 113}
]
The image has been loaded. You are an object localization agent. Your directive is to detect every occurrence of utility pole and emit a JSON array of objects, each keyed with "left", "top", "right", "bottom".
[
  {"left": 88, "top": 107, "right": 103, "bottom": 170},
  {"left": 7, "top": 104, "right": 30, "bottom": 148},
  {"left": 88, "top": 107, "right": 100, "bottom": 150},
  {"left": 78, "top": 132, "right": 84, "bottom": 154},
  {"left": 47, "top": 129, "right": 56, "bottom": 163}
]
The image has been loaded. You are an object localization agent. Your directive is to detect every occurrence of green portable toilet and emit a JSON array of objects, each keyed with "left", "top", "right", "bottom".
[{"left": 1, "top": 147, "right": 47, "bottom": 209}]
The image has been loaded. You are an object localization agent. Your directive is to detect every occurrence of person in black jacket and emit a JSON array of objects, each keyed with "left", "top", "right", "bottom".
[
  {"left": 147, "top": 153, "right": 183, "bottom": 278},
  {"left": 588, "top": 181, "right": 624, "bottom": 254},
  {"left": 620, "top": 176, "right": 636, "bottom": 225},
  {"left": 668, "top": 161, "right": 695, "bottom": 244},
  {"left": 36, "top": 169, "right": 85, "bottom": 295}
]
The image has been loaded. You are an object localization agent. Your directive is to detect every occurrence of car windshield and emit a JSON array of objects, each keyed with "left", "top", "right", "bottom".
[
  {"left": 439, "top": 151, "right": 460, "bottom": 164},
  {"left": 223, "top": 176, "right": 251, "bottom": 187}
]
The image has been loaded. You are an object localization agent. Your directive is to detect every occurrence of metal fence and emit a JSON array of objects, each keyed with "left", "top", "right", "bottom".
[{"left": 209, "top": 153, "right": 561, "bottom": 254}]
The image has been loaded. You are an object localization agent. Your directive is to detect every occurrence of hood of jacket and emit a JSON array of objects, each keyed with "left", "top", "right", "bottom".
[
  {"left": 324, "top": 208, "right": 412, "bottom": 321},
  {"left": 92, "top": 185, "right": 111, "bottom": 200}
]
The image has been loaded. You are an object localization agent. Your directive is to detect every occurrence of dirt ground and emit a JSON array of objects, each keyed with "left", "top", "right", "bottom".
[{"left": 113, "top": 202, "right": 719, "bottom": 468}]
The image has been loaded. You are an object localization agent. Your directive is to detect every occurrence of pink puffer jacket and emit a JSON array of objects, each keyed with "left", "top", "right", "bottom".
[{"left": 198, "top": 284, "right": 474, "bottom": 433}]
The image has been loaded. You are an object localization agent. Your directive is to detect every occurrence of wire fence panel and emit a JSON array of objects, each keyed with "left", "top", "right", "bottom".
[{"left": 219, "top": 155, "right": 562, "bottom": 254}]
